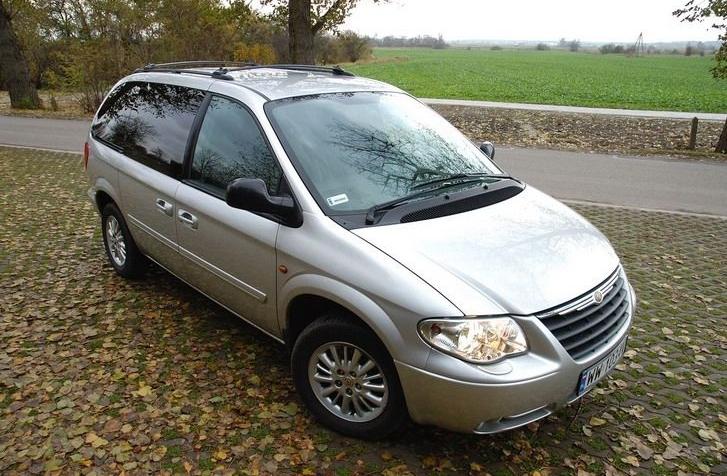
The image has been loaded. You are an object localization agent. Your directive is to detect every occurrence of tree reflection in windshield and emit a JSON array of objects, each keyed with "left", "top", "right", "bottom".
[
  {"left": 329, "top": 119, "right": 489, "bottom": 195},
  {"left": 266, "top": 92, "right": 499, "bottom": 213}
]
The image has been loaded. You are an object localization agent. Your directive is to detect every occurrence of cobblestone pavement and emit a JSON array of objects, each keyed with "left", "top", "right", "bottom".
[
  {"left": 1, "top": 148, "right": 724, "bottom": 475},
  {"left": 433, "top": 105, "right": 727, "bottom": 162}
]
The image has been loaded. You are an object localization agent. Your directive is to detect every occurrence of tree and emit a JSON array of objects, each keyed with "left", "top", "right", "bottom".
[
  {"left": 338, "top": 30, "right": 369, "bottom": 62},
  {"left": 262, "top": 0, "right": 384, "bottom": 64},
  {"left": 0, "top": 0, "right": 40, "bottom": 108},
  {"left": 674, "top": 0, "right": 727, "bottom": 153}
]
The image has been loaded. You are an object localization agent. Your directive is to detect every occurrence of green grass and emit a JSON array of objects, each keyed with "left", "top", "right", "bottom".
[{"left": 347, "top": 48, "right": 727, "bottom": 113}]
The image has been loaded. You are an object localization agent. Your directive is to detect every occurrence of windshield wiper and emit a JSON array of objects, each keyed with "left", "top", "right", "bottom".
[
  {"left": 365, "top": 173, "right": 520, "bottom": 225},
  {"left": 410, "top": 172, "right": 517, "bottom": 191},
  {"left": 365, "top": 189, "right": 434, "bottom": 225}
]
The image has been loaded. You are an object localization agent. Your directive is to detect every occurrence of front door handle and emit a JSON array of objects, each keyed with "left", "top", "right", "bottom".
[
  {"left": 177, "top": 209, "right": 198, "bottom": 229},
  {"left": 155, "top": 198, "right": 173, "bottom": 217}
]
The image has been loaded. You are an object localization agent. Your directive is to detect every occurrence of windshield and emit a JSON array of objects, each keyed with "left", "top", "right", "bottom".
[{"left": 265, "top": 92, "right": 501, "bottom": 214}]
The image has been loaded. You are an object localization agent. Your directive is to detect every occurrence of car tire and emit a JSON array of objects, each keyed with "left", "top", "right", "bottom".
[
  {"left": 291, "top": 314, "right": 407, "bottom": 440},
  {"left": 101, "top": 203, "right": 146, "bottom": 279}
]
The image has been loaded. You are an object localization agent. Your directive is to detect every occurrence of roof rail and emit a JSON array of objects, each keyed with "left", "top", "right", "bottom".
[
  {"left": 134, "top": 61, "right": 259, "bottom": 81},
  {"left": 238, "top": 64, "right": 355, "bottom": 77},
  {"left": 135, "top": 62, "right": 355, "bottom": 79},
  {"left": 139, "top": 61, "right": 259, "bottom": 70}
]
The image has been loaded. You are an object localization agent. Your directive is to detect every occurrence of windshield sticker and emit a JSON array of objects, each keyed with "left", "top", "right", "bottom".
[{"left": 326, "top": 194, "right": 349, "bottom": 207}]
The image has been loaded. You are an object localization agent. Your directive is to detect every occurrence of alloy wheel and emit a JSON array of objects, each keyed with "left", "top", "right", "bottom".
[
  {"left": 105, "top": 215, "right": 127, "bottom": 267},
  {"left": 308, "top": 341, "right": 389, "bottom": 422}
]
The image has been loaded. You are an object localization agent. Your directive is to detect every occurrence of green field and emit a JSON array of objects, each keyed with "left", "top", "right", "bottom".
[{"left": 347, "top": 48, "right": 727, "bottom": 113}]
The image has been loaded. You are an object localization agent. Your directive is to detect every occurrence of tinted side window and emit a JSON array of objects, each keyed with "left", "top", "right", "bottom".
[
  {"left": 92, "top": 81, "right": 205, "bottom": 176},
  {"left": 190, "top": 96, "right": 282, "bottom": 196}
]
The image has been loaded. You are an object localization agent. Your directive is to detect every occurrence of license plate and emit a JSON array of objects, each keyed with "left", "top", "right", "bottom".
[{"left": 577, "top": 338, "right": 627, "bottom": 396}]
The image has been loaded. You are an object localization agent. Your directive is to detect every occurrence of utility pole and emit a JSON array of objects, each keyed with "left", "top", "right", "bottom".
[{"left": 631, "top": 33, "right": 645, "bottom": 57}]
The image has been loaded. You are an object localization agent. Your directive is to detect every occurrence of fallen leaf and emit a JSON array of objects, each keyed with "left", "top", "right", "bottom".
[
  {"left": 698, "top": 428, "right": 718, "bottom": 442},
  {"left": 134, "top": 383, "right": 153, "bottom": 397},
  {"left": 85, "top": 432, "right": 108, "bottom": 448},
  {"left": 634, "top": 441, "right": 653, "bottom": 460},
  {"left": 214, "top": 449, "right": 227, "bottom": 460},
  {"left": 589, "top": 417, "right": 607, "bottom": 427}
]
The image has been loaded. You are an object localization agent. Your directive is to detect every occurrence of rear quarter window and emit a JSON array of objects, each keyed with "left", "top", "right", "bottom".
[{"left": 91, "top": 81, "right": 205, "bottom": 177}]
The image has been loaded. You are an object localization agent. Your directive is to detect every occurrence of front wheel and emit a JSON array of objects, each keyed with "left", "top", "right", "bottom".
[{"left": 291, "top": 314, "right": 407, "bottom": 439}]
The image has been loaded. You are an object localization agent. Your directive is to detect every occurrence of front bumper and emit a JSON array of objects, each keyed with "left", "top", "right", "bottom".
[
  {"left": 397, "top": 359, "right": 585, "bottom": 434},
  {"left": 397, "top": 287, "right": 634, "bottom": 434}
]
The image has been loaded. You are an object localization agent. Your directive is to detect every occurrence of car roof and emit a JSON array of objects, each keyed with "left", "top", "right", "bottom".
[
  {"left": 128, "top": 66, "right": 403, "bottom": 101},
  {"left": 222, "top": 68, "right": 402, "bottom": 100}
]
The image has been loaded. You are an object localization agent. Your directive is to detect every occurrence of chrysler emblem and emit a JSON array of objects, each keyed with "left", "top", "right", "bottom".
[{"left": 593, "top": 290, "right": 604, "bottom": 304}]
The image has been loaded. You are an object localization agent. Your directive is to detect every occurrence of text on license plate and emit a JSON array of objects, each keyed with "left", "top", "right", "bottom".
[{"left": 577, "top": 338, "right": 627, "bottom": 395}]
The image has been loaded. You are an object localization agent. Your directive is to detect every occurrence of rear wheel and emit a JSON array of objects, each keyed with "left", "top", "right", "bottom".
[
  {"left": 291, "top": 314, "right": 406, "bottom": 439},
  {"left": 101, "top": 203, "right": 146, "bottom": 278}
]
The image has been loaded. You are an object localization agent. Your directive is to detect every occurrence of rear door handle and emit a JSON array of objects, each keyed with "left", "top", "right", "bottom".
[
  {"left": 177, "top": 209, "right": 198, "bottom": 229},
  {"left": 155, "top": 198, "right": 173, "bottom": 217}
]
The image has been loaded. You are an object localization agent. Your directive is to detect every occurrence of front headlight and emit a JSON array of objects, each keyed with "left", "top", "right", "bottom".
[{"left": 418, "top": 317, "right": 528, "bottom": 364}]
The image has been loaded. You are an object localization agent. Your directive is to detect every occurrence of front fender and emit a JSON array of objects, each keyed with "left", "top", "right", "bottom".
[{"left": 278, "top": 273, "right": 428, "bottom": 367}]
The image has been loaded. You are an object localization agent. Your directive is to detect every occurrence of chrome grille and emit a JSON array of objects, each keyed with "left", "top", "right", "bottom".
[{"left": 538, "top": 268, "right": 631, "bottom": 361}]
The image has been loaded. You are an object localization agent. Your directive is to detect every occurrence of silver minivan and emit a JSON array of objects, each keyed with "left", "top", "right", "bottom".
[{"left": 85, "top": 62, "right": 635, "bottom": 439}]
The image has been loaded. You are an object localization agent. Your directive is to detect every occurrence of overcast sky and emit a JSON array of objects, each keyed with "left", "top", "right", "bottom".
[{"left": 342, "top": 0, "right": 721, "bottom": 43}]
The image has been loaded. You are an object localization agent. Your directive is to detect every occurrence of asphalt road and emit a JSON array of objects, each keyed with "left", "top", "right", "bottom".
[{"left": 1, "top": 115, "right": 726, "bottom": 217}]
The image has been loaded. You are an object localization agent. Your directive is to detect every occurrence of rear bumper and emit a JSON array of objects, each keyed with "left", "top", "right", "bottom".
[{"left": 87, "top": 187, "right": 98, "bottom": 211}]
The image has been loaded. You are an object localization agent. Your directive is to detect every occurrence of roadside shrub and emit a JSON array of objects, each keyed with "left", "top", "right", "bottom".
[
  {"left": 316, "top": 32, "right": 371, "bottom": 64},
  {"left": 234, "top": 42, "right": 277, "bottom": 64},
  {"left": 536, "top": 43, "right": 550, "bottom": 51},
  {"left": 53, "top": 41, "right": 122, "bottom": 113},
  {"left": 490, "top": 45, "right": 503, "bottom": 51},
  {"left": 315, "top": 35, "right": 341, "bottom": 64},
  {"left": 338, "top": 31, "right": 371, "bottom": 62}
]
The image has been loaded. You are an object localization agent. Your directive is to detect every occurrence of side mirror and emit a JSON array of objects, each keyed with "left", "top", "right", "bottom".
[
  {"left": 480, "top": 141, "right": 496, "bottom": 160},
  {"left": 226, "top": 178, "right": 301, "bottom": 226}
]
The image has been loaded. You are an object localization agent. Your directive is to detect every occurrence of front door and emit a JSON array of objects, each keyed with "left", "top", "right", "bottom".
[{"left": 174, "top": 94, "right": 283, "bottom": 335}]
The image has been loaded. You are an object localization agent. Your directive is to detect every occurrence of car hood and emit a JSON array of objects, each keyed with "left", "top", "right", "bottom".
[{"left": 352, "top": 186, "right": 620, "bottom": 316}]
